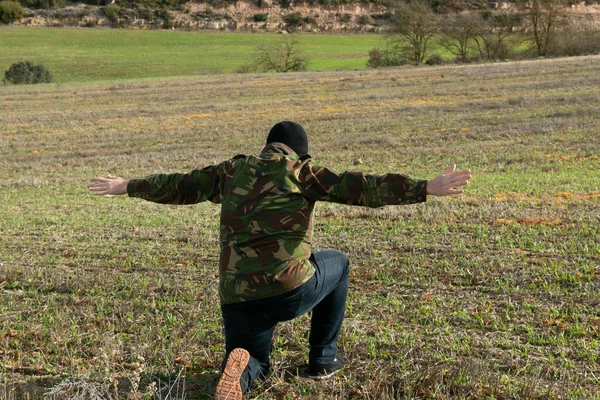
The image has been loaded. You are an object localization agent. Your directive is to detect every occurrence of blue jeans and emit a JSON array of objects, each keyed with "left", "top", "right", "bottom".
[{"left": 220, "top": 249, "right": 350, "bottom": 390}]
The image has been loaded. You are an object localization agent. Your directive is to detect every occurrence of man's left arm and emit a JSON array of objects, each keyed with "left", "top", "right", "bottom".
[{"left": 299, "top": 163, "right": 470, "bottom": 207}]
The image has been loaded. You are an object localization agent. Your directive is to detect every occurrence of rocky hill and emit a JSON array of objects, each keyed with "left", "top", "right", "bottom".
[
  {"left": 19, "top": 1, "right": 396, "bottom": 32},
  {"left": 14, "top": 0, "right": 600, "bottom": 33}
]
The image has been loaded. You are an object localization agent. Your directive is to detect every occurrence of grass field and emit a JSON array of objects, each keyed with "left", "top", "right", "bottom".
[
  {"left": 0, "top": 27, "right": 384, "bottom": 82},
  {"left": 1, "top": 54, "right": 599, "bottom": 399}
]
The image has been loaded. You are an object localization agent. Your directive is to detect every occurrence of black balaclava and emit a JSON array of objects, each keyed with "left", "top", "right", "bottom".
[{"left": 266, "top": 121, "right": 309, "bottom": 157}]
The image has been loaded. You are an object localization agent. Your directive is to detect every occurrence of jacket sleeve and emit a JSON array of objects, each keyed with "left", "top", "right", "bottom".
[
  {"left": 126, "top": 163, "right": 223, "bottom": 205},
  {"left": 298, "top": 163, "right": 427, "bottom": 208}
]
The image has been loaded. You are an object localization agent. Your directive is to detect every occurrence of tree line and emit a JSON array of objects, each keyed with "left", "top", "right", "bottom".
[
  {"left": 250, "top": 0, "right": 599, "bottom": 73},
  {"left": 367, "top": 0, "right": 600, "bottom": 66}
]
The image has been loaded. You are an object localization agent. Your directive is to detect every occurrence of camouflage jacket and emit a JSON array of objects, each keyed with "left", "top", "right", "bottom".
[{"left": 127, "top": 143, "right": 427, "bottom": 304}]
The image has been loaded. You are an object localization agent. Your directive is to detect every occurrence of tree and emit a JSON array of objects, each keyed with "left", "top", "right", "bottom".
[
  {"left": 392, "top": 0, "right": 439, "bottom": 65},
  {"left": 440, "top": 13, "right": 483, "bottom": 63},
  {"left": 474, "top": 10, "right": 520, "bottom": 60},
  {"left": 254, "top": 37, "right": 309, "bottom": 73},
  {"left": 520, "top": 0, "right": 567, "bottom": 56}
]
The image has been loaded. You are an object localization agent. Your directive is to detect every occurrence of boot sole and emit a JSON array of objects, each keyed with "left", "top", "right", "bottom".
[{"left": 215, "top": 348, "right": 250, "bottom": 400}]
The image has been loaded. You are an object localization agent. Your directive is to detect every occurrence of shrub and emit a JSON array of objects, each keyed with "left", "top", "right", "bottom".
[
  {"left": 208, "top": 0, "right": 229, "bottom": 8},
  {"left": 302, "top": 15, "right": 316, "bottom": 25},
  {"left": 371, "top": 12, "right": 393, "bottom": 20},
  {"left": 236, "top": 64, "right": 254, "bottom": 73},
  {"left": 102, "top": 4, "right": 120, "bottom": 23},
  {"left": 155, "top": 6, "right": 170, "bottom": 19},
  {"left": 356, "top": 14, "right": 373, "bottom": 25},
  {"left": 4, "top": 61, "right": 54, "bottom": 84},
  {"left": 253, "top": 13, "right": 267, "bottom": 22},
  {"left": 426, "top": 54, "right": 444, "bottom": 65},
  {"left": 467, "top": 0, "right": 487, "bottom": 9},
  {"left": 367, "top": 48, "right": 384, "bottom": 67},
  {"left": 367, "top": 48, "right": 408, "bottom": 68},
  {"left": 0, "top": 1, "right": 23, "bottom": 23},
  {"left": 26, "top": 0, "right": 64, "bottom": 9},
  {"left": 547, "top": 28, "right": 600, "bottom": 57},
  {"left": 135, "top": 7, "right": 154, "bottom": 20},
  {"left": 283, "top": 11, "right": 303, "bottom": 27},
  {"left": 338, "top": 13, "right": 352, "bottom": 23},
  {"left": 480, "top": 10, "right": 492, "bottom": 20}
]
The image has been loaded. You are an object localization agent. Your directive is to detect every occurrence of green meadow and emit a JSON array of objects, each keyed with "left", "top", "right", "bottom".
[
  {"left": 1, "top": 27, "right": 383, "bottom": 82},
  {"left": 0, "top": 26, "right": 599, "bottom": 399}
]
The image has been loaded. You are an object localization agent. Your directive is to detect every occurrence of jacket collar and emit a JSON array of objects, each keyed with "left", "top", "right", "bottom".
[{"left": 260, "top": 142, "right": 306, "bottom": 160}]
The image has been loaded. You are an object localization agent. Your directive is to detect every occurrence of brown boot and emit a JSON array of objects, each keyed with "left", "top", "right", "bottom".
[{"left": 215, "top": 348, "right": 250, "bottom": 400}]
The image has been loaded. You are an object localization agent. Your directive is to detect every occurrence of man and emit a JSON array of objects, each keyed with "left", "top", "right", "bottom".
[{"left": 88, "top": 121, "right": 471, "bottom": 399}]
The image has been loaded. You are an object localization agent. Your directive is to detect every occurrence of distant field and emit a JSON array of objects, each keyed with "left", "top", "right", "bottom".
[
  {"left": 1, "top": 56, "right": 599, "bottom": 399},
  {"left": 0, "top": 27, "right": 383, "bottom": 82}
]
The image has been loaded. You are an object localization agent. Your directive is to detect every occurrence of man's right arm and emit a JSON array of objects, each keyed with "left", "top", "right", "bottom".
[
  {"left": 88, "top": 164, "right": 224, "bottom": 205},
  {"left": 298, "top": 164, "right": 427, "bottom": 208}
]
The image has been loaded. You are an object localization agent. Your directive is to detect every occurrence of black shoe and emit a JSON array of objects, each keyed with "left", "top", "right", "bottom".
[{"left": 308, "top": 356, "right": 345, "bottom": 380}]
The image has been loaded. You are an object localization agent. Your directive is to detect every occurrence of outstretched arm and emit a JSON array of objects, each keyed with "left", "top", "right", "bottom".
[
  {"left": 426, "top": 165, "right": 471, "bottom": 197},
  {"left": 299, "top": 163, "right": 427, "bottom": 207},
  {"left": 299, "top": 162, "right": 471, "bottom": 207},
  {"left": 88, "top": 175, "right": 129, "bottom": 196},
  {"left": 88, "top": 164, "right": 224, "bottom": 205}
]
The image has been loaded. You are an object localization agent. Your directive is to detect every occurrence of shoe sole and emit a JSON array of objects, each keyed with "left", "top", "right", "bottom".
[
  {"left": 308, "top": 368, "right": 343, "bottom": 380},
  {"left": 215, "top": 348, "right": 250, "bottom": 400}
]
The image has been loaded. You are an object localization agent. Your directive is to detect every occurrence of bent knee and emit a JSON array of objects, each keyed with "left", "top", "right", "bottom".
[{"left": 327, "top": 249, "right": 350, "bottom": 276}]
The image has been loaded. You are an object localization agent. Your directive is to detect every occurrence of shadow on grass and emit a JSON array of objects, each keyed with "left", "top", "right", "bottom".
[{"left": 283, "top": 363, "right": 312, "bottom": 381}]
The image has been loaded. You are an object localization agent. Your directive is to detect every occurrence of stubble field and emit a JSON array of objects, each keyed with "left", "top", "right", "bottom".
[{"left": 1, "top": 56, "right": 599, "bottom": 399}]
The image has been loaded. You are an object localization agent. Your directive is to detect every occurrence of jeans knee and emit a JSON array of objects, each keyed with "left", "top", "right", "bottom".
[
  {"left": 333, "top": 250, "right": 350, "bottom": 279},
  {"left": 311, "top": 248, "right": 350, "bottom": 280}
]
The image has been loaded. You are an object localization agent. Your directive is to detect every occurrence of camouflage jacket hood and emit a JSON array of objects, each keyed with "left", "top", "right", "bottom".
[{"left": 128, "top": 142, "right": 427, "bottom": 304}]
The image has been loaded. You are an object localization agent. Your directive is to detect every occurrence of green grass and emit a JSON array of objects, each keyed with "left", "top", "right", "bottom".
[
  {"left": 0, "top": 27, "right": 383, "bottom": 82},
  {"left": 1, "top": 55, "right": 599, "bottom": 399}
]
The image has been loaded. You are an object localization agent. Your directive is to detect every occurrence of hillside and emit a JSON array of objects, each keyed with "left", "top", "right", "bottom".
[
  {"left": 12, "top": 0, "right": 600, "bottom": 33},
  {"left": 19, "top": 0, "right": 398, "bottom": 32}
]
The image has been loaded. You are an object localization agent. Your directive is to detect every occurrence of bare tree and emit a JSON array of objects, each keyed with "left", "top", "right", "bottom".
[
  {"left": 392, "top": 0, "right": 439, "bottom": 65},
  {"left": 474, "top": 11, "right": 521, "bottom": 60},
  {"left": 520, "top": 0, "right": 567, "bottom": 56},
  {"left": 254, "top": 37, "right": 309, "bottom": 73},
  {"left": 440, "top": 13, "right": 483, "bottom": 63}
]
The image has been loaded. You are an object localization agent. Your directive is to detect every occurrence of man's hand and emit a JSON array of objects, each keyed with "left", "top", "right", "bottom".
[
  {"left": 426, "top": 165, "right": 471, "bottom": 197},
  {"left": 88, "top": 175, "right": 129, "bottom": 196}
]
